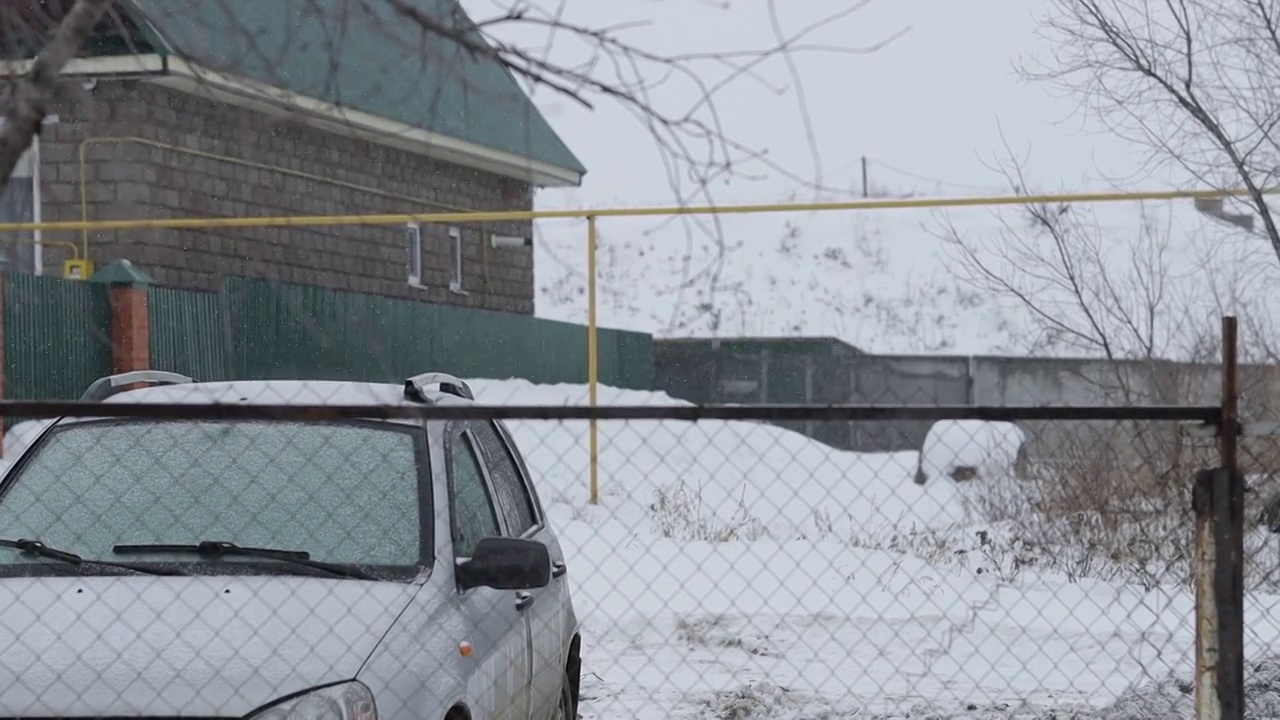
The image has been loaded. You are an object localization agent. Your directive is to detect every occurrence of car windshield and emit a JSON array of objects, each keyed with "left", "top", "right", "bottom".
[{"left": 0, "top": 419, "right": 426, "bottom": 573}]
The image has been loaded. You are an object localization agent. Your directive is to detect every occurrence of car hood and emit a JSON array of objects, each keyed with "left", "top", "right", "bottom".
[{"left": 0, "top": 573, "right": 419, "bottom": 716}]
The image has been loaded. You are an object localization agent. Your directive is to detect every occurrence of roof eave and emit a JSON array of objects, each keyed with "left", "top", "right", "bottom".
[
  {"left": 161, "top": 57, "right": 585, "bottom": 188},
  {"left": 0, "top": 53, "right": 584, "bottom": 188}
]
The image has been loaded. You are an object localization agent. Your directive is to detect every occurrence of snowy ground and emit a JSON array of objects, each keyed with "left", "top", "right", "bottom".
[{"left": 466, "top": 379, "right": 1280, "bottom": 718}]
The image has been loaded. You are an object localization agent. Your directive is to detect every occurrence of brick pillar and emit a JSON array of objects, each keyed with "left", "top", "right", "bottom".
[
  {"left": 90, "top": 259, "right": 155, "bottom": 375},
  {"left": 109, "top": 285, "right": 150, "bottom": 373}
]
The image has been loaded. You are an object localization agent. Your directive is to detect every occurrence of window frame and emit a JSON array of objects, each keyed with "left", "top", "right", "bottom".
[
  {"left": 491, "top": 419, "right": 549, "bottom": 527},
  {"left": 443, "top": 423, "right": 506, "bottom": 555},
  {"left": 406, "top": 221, "right": 423, "bottom": 286},
  {"left": 469, "top": 419, "right": 542, "bottom": 539},
  {"left": 447, "top": 226, "right": 467, "bottom": 295},
  {"left": 0, "top": 417, "right": 435, "bottom": 579}
]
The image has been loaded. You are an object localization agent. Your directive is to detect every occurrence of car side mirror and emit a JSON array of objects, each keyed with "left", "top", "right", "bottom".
[{"left": 456, "top": 537, "right": 551, "bottom": 591}]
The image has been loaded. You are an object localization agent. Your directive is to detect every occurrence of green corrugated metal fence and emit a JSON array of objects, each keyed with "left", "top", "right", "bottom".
[
  {"left": 612, "top": 330, "right": 655, "bottom": 389},
  {"left": 3, "top": 273, "right": 112, "bottom": 401},
  {"left": 2, "top": 275, "right": 655, "bottom": 404},
  {"left": 148, "top": 286, "right": 231, "bottom": 382},
  {"left": 222, "top": 277, "right": 437, "bottom": 382},
  {"left": 222, "top": 277, "right": 654, "bottom": 388}
]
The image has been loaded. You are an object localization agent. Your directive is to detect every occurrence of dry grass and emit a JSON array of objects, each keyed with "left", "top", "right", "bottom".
[
  {"left": 644, "top": 416, "right": 1280, "bottom": 592},
  {"left": 924, "top": 418, "right": 1280, "bottom": 592},
  {"left": 651, "top": 480, "right": 767, "bottom": 543}
]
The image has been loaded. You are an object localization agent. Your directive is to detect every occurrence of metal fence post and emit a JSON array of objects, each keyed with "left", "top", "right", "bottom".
[
  {"left": 586, "top": 215, "right": 600, "bottom": 505},
  {"left": 1194, "top": 316, "right": 1244, "bottom": 720}
]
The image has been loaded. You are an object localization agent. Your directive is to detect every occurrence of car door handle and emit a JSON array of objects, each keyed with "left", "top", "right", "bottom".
[
  {"left": 515, "top": 591, "right": 535, "bottom": 611},
  {"left": 552, "top": 561, "right": 567, "bottom": 578}
]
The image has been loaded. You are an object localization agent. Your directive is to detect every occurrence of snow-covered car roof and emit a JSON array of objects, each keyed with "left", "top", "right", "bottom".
[{"left": 100, "top": 379, "right": 471, "bottom": 408}]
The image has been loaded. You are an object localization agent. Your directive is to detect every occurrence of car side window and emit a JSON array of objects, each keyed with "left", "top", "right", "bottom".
[
  {"left": 470, "top": 420, "right": 538, "bottom": 537},
  {"left": 449, "top": 429, "right": 500, "bottom": 558}
]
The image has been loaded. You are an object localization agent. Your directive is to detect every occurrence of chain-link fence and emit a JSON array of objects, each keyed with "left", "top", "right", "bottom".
[
  {"left": 1225, "top": 425, "right": 1280, "bottom": 720},
  {"left": 0, "top": 371, "right": 1243, "bottom": 719}
]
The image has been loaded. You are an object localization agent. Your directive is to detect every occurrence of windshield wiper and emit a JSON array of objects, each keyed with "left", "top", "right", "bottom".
[
  {"left": 0, "top": 538, "right": 184, "bottom": 576},
  {"left": 112, "top": 540, "right": 377, "bottom": 580}
]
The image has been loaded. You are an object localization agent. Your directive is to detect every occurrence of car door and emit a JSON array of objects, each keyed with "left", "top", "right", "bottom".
[
  {"left": 447, "top": 423, "right": 533, "bottom": 720},
  {"left": 470, "top": 419, "right": 569, "bottom": 718}
]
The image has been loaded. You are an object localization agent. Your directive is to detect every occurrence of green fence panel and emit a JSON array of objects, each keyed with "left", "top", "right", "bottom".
[
  {"left": 434, "top": 305, "right": 575, "bottom": 384},
  {"left": 223, "top": 277, "right": 439, "bottom": 383},
  {"left": 3, "top": 273, "right": 112, "bottom": 401},
  {"left": 433, "top": 306, "right": 656, "bottom": 389},
  {"left": 457, "top": 306, "right": 623, "bottom": 385},
  {"left": 610, "top": 329, "right": 655, "bottom": 390},
  {"left": 216, "top": 276, "right": 655, "bottom": 390},
  {"left": 148, "top": 286, "right": 231, "bottom": 382}
]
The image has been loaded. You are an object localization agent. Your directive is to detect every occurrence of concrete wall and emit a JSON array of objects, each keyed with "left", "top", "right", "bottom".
[
  {"left": 844, "top": 354, "right": 971, "bottom": 452},
  {"left": 655, "top": 337, "right": 1278, "bottom": 455},
  {"left": 854, "top": 355, "right": 1238, "bottom": 453},
  {"left": 654, "top": 337, "right": 864, "bottom": 451},
  {"left": 968, "top": 356, "right": 1220, "bottom": 407},
  {"left": 35, "top": 80, "right": 536, "bottom": 313}
]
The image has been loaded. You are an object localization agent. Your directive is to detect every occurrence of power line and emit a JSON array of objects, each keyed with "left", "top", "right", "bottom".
[{"left": 864, "top": 157, "right": 1007, "bottom": 194}]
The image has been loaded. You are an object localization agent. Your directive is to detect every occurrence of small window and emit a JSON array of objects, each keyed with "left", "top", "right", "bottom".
[
  {"left": 406, "top": 222, "right": 422, "bottom": 285},
  {"left": 470, "top": 421, "right": 537, "bottom": 536},
  {"left": 448, "top": 226, "right": 466, "bottom": 295},
  {"left": 449, "top": 429, "right": 500, "bottom": 558}
]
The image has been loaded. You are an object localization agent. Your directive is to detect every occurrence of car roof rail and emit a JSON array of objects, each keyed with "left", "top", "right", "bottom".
[
  {"left": 80, "top": 370, "right": 195, "bottom": 402},
  {"left": 404, "top": 372, "right": 474, "bottom": 402}
]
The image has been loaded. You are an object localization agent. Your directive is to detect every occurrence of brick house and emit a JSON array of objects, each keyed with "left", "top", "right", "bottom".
[{"left": 0, "top": 0, "right": 585, "bottom": 314}]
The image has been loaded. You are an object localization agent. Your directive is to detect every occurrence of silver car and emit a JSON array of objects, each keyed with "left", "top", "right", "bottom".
[{"left": 0, "top": 371, "right": 581, "bottom": 720}]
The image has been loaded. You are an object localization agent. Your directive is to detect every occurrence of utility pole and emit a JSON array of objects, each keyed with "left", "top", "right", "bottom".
[{"left": 861, "top": 156, "right": 869, "bottom": 198}]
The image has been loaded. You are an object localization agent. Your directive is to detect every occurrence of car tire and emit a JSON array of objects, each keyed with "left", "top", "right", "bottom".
[{"left": 553, "top": 670, "right": 576, "bottom": 720}]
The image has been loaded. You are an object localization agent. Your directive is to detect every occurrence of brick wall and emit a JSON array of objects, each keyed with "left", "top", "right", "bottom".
[{"left": 37, "top": 80, "right": 537, "bottom": 314}]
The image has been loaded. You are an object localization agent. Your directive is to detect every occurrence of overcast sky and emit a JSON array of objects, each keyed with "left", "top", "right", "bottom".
[
  {"left": 470, "top": 0, "right": 1154, "bottom": 208},
  {"left": 462, "top": 0, "right": 1276, "bottom": 355}
]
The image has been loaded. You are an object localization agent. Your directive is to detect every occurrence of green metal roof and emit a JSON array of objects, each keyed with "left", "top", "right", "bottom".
[{"left": 121, "top": 0, "right": 586, "bottom": 181}]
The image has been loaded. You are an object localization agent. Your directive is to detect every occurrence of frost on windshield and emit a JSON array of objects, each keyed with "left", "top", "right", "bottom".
[{"left": 0, "top": 420, "right": 422, "bottom": 566}]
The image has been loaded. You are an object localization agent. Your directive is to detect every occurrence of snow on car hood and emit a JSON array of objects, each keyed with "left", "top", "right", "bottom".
[{"left": 0, "top": 573, "right": 419, "bottom": 716}]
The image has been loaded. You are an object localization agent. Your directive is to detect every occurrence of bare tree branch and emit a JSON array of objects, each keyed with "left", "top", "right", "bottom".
[
  {"left": 0, "top": 0, "right": 110, "bottom": 193},
  {"left": 1032, "top": 0, "right": 1280, "bottom": 263},
  {"left": 931, "top": 143, "right": 1211, "bottom": 364}
]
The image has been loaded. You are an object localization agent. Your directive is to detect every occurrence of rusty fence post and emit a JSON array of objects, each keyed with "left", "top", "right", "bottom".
[{"left": 1194, "top": 316, "right": 1245, "bottom": 720}]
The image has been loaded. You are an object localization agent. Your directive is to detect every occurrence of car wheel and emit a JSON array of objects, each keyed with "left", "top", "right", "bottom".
[{"left": 552, "top": 670, "right": 575, "bottom": 720}]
